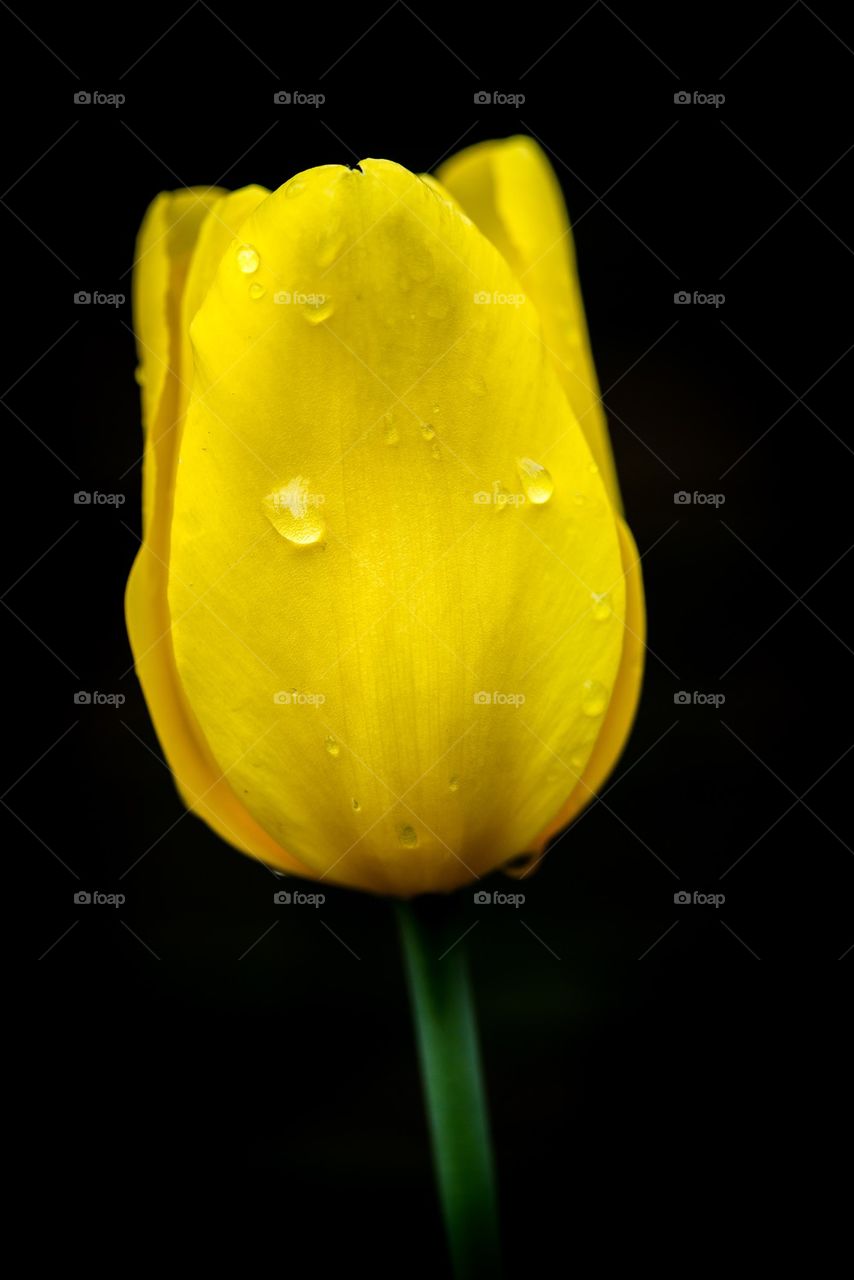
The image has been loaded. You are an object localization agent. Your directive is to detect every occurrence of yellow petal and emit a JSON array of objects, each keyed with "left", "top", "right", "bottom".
[
  {"left": 166, "top": 159, "right": 627, "bottom": 896},
  {"left": 526, "top": 515, "right": 646, "bottom": 858},
  {"left": 126, "top": 184, "right": 311, "bottom": 876},
  {"left": 132, "top": 188, "right": 235, "bottom": 537},
  {"left": 438, "top": 136, "right": 621, "bottom": 509}
]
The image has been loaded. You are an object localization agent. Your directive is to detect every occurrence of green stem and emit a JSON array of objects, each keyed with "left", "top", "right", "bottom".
[{"left": 396, "top": 896, "right": 502, "bottom": 1278}]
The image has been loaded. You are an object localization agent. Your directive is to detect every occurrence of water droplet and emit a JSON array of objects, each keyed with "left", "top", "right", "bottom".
[
  {"left": 425, "top": 287, "right": 450, "bottom": 320},
  {"left": 591, "top": 592, "right": 611, "bottom": 621},
  {"left": 300, "top": 294, "right": 334, "bottom": 325},
  {"left": 431, "top": 403, "right": 440, "bottom": 416},
  {"left": 249, "top": 281, "right": 266, "bottom": 301},
  {"left": 581, "top": 680, "right": 609, "bottom": 717},
  {"left": 571, "top": 491, "right": 586, "bottom": 506},
  {"left": 263, "top": 476, "right": 326, "bottom": 545},
  {"left": 236, "top": 244, "right": 259, "bottom": 274},
  {"left": 133, "top": 366, "right": 146, "bottom": 386},
  {"left": 448, "top": 775, "right": 460, "bottom": 792},
  {"left": 399, "top": 825, "right": 418, "bottom": 848},
  {"left": 420, "top": 423, "right": 436, "bottom": 441},
  {"left": 352, "top": 798, "right": 361, "bottom": 812},
  {"left": 588, "top": 462, "right": 599, "bottom": 475},
  {"left": 570, "top": 751, "right": 586, "bottom": 771},
  {"left": 324, "top": 736, "right": 340, "bottom": 758},
  {"left": 285, "top": 180, "right": 305, "bottom": 200},
  {"left": 516, "top": 457, "right": 554, "bottom": 505}
]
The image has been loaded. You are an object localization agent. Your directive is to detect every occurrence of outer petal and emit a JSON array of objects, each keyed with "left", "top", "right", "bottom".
[
  {"left": 517, "top": 515, "right": 646, "bottom": 867},
  {"left": 167, "top": 160, "right": 627, "bottom": 896},
  {"left": 438, "top": 136, "right": 621, "bottom": 510},
  {"left": 126, "top": 185, "right": 311, "bottom": 876}
]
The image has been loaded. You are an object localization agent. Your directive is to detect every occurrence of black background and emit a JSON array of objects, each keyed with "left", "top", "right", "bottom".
[{"left": 6, "top": 0, "right": 852, "bottom": 1266}]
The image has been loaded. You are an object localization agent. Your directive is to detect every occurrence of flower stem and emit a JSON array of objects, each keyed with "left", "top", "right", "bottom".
[{"left": 396, "top": 896, "right": 502, "bottom": 1277}]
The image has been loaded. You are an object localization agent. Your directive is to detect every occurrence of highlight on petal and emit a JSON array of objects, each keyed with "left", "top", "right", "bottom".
[
  {"left": 438, "top": 136, "right": 621, "bottom": 510},
  {"left": 163, "top": 158, "right": 627, "bottom": 896}
]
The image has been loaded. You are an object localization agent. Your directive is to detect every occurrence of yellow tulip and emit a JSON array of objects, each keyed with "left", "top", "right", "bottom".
[{"left": 125, "top": 136, "right": 645, "bottom": 897}]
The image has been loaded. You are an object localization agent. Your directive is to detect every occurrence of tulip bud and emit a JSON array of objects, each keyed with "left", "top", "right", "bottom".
[{"left": 126, "top": 139, "right": 644, "bottom": 896}]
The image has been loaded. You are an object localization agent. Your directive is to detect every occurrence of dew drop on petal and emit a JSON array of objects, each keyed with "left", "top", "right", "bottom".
[
  {"left": 249, "top": 282, "right": 266, "bottom": 301},
  {"left": 285, "top": 180, "right": 306, "bottom": 200},
  {"left": 324, "top": 736, "right": 341, "bottom": 758},
  {"left": 591, "top": 592, "right": 611, "bottom": 621},
  {"left": 448, "top": 775, "right": 460, "bottom": 792},
  {"left": 352, "top": 798, "right": 361, "bottom": 812},
  {"left": 301, "top": 294, "right": 335, "bottom": 325},
  {"left": 236, "top": 244, "right": 259, "bottom": 274},
  {"left": 420, "top": 422, "right": 436, "bottom": 441},
  {"left": 399, "top": 825, "right": 418, "bottom": 848},
  {"left": 581, "top": 680, "right": 609, "bottom": 718},
  {"left": 263, "top": 476, "right": 326, "bottom": 545},
  {"left": 516, "top": 457, "right": 554, "bottom": 505}
]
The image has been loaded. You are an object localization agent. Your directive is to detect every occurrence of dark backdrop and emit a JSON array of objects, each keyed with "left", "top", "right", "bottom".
[{"left": 6, "top": 0, "right": 851, "bottom": 1266}]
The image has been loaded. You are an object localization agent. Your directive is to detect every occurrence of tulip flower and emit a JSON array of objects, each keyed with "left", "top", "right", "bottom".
[
  {"left": 126, "top": 136, "right": 644, "bottom": 899},
  {"left": 126, "top": 136, "right": 645, "bottom": 1275}
]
